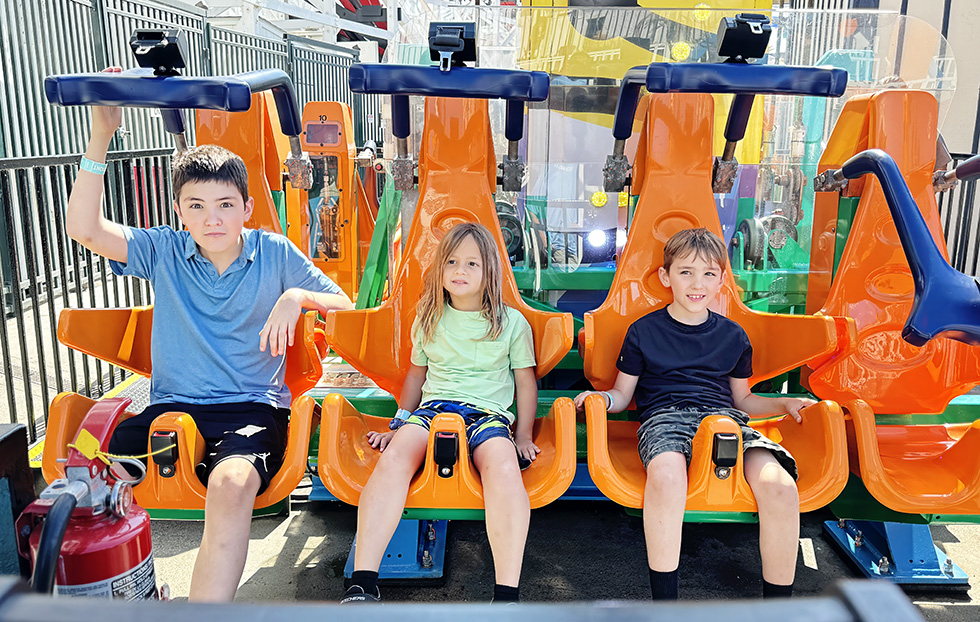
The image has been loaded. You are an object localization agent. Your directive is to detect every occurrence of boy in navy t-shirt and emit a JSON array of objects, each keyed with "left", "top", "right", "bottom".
[{"left": 575, "top": 228, "right": 811, "bottom": 600}]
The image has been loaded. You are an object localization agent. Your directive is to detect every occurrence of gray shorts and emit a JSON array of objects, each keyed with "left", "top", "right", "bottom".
[{"left": 636, "top": 406, "right": 797, "bottom": 481}]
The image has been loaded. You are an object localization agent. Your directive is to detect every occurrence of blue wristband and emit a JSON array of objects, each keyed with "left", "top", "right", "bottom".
[
  {"left": 599, "top": 391, "right": 613, "bottom": 410},
  {"left": 389, "top": 408, "right": 412, "bottom": 430},
  {"left": 80, "top": 156, "right": 108, "bottom": 175}
]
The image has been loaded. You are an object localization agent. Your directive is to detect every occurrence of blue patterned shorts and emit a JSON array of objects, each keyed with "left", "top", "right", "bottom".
[{"left": 393, "top": 400, "right": 530, "bottom": 470}]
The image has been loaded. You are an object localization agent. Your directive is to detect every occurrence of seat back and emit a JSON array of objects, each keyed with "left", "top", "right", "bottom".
[
  {"left": 58, "top": 307, "right": 154, "bottom": 377},
  {"left": 44, "top": 309, "right": 325, "bottom": 487},
  {"left": 805, "top": 90, "right": 980, "bottom": 414},
  {"left": 583, "top": 92, "right": 848, "bottom": 391},
  {"left": 324, "top": 97, "right": 573, "bottom": 398},
  {"left": 57, "top": 307, "right": 324, "bottom": 401}
]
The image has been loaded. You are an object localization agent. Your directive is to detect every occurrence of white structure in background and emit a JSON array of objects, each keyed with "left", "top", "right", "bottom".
[{"left": 198, "top": 0, "right": 396, "bottom": 51}]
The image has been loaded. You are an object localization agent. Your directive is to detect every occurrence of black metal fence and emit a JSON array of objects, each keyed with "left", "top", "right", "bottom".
[
  {"left": 0, "top": 0, "right": 384, "bottom": 159},
  {"left": 939, "top": 154, "right": 980, "bottom": 277},
  {"left": 0, "top": 150, "right": 175, "bottom": 441},
  {"left": 0, "top": 0, "right": 386, "bottom": 443}
]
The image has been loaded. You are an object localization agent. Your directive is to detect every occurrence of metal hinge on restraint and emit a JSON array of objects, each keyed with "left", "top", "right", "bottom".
[
  {"left": 434, "top": 431, "right": 459, "bottom": 478},
  {"left": 712, "top": 432, "right": 739, "bottom": 480}
]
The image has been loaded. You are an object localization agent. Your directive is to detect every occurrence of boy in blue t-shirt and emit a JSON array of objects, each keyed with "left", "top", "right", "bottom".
[
  {"left": 66, "top": 96, "right": 352, "bottom": 601},
  {"left": 575, "top": 228, "right": 811, "bottom": 600}
]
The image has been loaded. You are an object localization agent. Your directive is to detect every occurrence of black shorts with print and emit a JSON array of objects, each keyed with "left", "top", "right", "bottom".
[{"left": 107, "top": 401, "right": 290, "bottom": 493}]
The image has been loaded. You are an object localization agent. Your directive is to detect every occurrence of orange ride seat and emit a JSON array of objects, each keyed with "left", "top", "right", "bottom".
[
  {"left": 804, "top": 91, "right": 980, "bottom": 515},
  {"left": 42, "top": 308, "right": 327, "bottom": 511},
  {"left": 318, "top": 97, "right": 576, "bottom": 510},
  {"left": 582, "top": 92, "right": 850, "bottom": 512},
  {"left": 805, "top": 90, "right": 980, "bottom": 415}
]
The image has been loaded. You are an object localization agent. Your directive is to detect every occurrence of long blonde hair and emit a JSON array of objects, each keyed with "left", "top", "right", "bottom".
[{"left": 416, "top": 222, "right": 505, "bottom": 343}]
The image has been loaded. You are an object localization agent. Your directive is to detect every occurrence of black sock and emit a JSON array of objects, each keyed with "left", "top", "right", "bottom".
[
  {"left": 350, "top": 570, "right": 379, "bottom": 595},
  {"left": 762, "top": 580, "right": 793, "bottom": 599},
  {"left": 493, "top": 584, "right": 519, "bottom": 602},
  {"left": 649, "top": 568, "right": 678, "bottom": 600}
]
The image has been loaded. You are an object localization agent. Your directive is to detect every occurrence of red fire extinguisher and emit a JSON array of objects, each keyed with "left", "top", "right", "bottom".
[{"left": 16, "top": 397, "right": 161, "bottom": 599}]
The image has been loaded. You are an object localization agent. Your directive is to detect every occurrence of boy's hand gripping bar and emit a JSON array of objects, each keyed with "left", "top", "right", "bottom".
[{"left": 45, "top": 69, "right": 313, "bottom": 188}]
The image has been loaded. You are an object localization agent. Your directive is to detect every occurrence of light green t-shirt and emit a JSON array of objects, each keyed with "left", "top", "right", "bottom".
[{"left": 411, "top": 304, "right": 536, "bottom": 422}]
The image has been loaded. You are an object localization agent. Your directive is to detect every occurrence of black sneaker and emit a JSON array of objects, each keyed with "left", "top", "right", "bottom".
[{"left": 340, "top": 585, "right": 381, "bottom": 604}]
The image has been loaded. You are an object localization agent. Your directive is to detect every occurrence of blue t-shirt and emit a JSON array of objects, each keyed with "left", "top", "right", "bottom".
[
  {"left": 616, "top": 308, "right": 752, "bottom": 422},
  {"left": 110, "top": 226, "right": 342, "bottom": 408}
]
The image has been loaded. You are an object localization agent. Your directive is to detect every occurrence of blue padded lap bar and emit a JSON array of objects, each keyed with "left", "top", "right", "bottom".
[
  {"left": 348, "top": 64, "right": 549, "bottom": 101},
  {"left": 45, "top": 68, "right": 304, "bottom": 137},
  {"left": 611, "top": 67, "right": 648, "bottom": 141},
  {"left": 645, "top": 63, "right": 848, "bottom": 97},
  {"left": 841, "top": 149, "right": 980, "bottom": 347},
  {"left": 647, "top": 63, "right": 847, "bottom": 144},
  {"left": 349, "top": 64, "right": 548, "bottom": 141},
  {"left": 610, "top": 63, "right": 847, "bottom": 142}
]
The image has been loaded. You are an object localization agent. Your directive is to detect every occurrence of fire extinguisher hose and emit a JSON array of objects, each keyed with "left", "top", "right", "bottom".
[{"left": 32, "top": 492, "right": 79, "bottom": 594}]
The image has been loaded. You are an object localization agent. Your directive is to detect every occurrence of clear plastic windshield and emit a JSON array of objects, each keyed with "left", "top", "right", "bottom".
[{"left": 378, "top": 4, "right": 955, "bottom": 297}]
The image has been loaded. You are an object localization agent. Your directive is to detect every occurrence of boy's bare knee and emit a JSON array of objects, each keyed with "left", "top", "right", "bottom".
[
  {"left": 644, "top": 453, "right": 687, "bottom": 496},
  {"left": 479, "top": 454, "right": 521, "bottom": 483},
  {"left": 753, "top": 472, "right": 799, "bottom": 509},
  {"left": 207, "top": 459, "right": 261, "bottom": 503}
]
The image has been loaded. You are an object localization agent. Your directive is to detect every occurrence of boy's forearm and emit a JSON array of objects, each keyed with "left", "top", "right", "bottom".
[
  {"left": 293, "top": 288, "right": 353, "bottom": 313},
  {"left": 66, "top": 133, "right": 113, "bottom": 241},
  {"left": 605, "top": 389, "right": 628, "bottom": 413},
  {"left": 733, "top": 392, "right": 786, "bottom": 417}
]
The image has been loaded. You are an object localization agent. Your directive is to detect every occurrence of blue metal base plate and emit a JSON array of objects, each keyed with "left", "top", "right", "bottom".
[
  {"left": 824, "top": 520, "right": 969, "bottom": 588},
  {"left": 345, "top": 519, "right": 449, "bottom": 584},
  {"left": 309, "top": 471, "right": 341, "bottom": 502},
  {"left": 559, "top": 463, "right": 608, "bottom": 501}
]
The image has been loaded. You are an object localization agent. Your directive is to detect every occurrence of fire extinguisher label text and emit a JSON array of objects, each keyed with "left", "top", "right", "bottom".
[{"left": 57, "top": 553, "right": 158, "bottom": 600}]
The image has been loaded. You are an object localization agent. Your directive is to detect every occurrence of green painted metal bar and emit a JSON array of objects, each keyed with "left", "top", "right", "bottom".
[{"left": 355, "top": 181, "right": 401, "bottom": 309}]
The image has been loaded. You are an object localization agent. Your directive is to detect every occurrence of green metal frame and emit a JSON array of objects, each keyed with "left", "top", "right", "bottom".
[
  {"left": 147, "top": 499, "right": 287, "bottom": 521},
  {"left": 355, "top": 182, "right": 401, "bottom": 309}
]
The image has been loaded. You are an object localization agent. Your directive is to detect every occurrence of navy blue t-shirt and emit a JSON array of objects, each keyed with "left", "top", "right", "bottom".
[{"left": 616, "top": 308, "right": 753, "bottom": 422}]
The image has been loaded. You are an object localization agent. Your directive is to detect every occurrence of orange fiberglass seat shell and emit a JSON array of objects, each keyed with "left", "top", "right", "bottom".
[
  {"left": 804, "top": 90, "right": 980, "bottom": 414},
  {"left": 322, "top": 98, "right": 573, "bottom": 397},
  {"left": 42, "top": 309, "right": 326, "bottom": 510},
  {"left": 319, "top": 394, "right": 577, "bottom": 509},
  {"left": 581, "top": 92, "right": 851, "bottom": 512},
  {"left": 318, "top": 97, "right": 576, "bottom": 508},
  {"left": 842, "top": 399, "right": 980, "bottom": 515},
  {"left": 583, "top": 92, "right": 854, "bottom": 393},
  {"left": 584, "top": 394, "right": 848, "bottom": 511}
]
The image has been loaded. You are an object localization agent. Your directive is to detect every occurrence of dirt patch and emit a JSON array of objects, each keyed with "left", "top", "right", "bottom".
[{"left": 317, "top": 372, "right": 377, "bottom": 388}]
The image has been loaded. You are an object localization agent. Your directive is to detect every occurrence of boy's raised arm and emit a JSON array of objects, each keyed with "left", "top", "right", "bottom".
[{"left": 65, "top": 69, "right": 129, "bottom": 264}]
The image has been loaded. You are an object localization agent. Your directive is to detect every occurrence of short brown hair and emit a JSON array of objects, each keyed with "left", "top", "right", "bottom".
[
  {"left": 663, "top": 228, "right": 727, "bottom": 272},
  {"left": 171, "top": 144, "right": 249, "bottom": 204}
]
